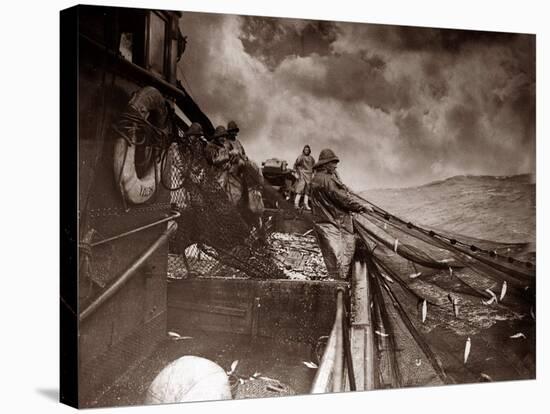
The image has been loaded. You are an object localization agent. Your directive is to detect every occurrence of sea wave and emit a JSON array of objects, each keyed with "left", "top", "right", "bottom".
[{"left": 360, "top": 174, "right": 535, "bottom": 245}]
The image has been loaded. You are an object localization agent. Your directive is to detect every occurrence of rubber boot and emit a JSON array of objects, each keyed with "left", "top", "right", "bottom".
[
  {"left": 294, "top": 193, "right": 301, "bottom": 209},
  {"left": 304, "top": 195, "right": 311, "bottom": 210}
]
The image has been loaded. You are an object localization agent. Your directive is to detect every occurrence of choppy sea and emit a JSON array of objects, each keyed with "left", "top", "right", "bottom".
[{"left": 361, "top": 174, "right": 535, "bottom": 246}]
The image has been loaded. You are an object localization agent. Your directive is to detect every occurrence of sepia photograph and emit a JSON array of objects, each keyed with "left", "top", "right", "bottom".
[{"left": 63, "top": 3, "right": 535, "bottom": 408}]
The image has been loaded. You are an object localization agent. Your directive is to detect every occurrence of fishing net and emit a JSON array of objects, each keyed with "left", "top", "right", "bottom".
[
  {"left": 164, "top": 134, "right": 289, "bottom": 280},
  {"left": 347, "top": 193, "right": 535, "bottom": 387}
]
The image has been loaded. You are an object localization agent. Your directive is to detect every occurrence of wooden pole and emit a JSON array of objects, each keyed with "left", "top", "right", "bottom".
[
  {"left": 311, "top": 288, "right": 345, "bottom": 394},
  {"left": 350, "top": 259, "right": 375, "bottom": 390},
  {"left": 332, "top": 289, "right": 344, "bottom": 392}
]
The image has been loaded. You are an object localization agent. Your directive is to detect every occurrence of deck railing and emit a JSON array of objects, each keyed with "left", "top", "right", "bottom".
[{"left": 79, "top": 220, "right": 178, "bottom": 322}]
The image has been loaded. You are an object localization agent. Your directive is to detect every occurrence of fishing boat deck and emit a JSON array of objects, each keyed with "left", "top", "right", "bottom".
[
  {"left": 87, "top": 267, "right": 535, "bottom": 407},
  {"left": 92, "top": 332, "right": 316, "bottom": 407},
  {"left": 84, "top": 209, "right": 535, "bottom": 407},
  {"left": 88, "top": 276, "right": 346, "bottom": 408}
]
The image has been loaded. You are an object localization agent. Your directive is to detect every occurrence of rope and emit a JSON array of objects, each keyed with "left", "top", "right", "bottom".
[
  {"left": 112, "top": 105, "right": 170, "bottom": 147},
  {"left": 111, "top": 96, "right": 184, "bottom": 205}
]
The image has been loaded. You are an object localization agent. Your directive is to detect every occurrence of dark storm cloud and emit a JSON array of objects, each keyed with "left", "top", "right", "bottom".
[
  {"left": 178, "top": 12, "right": 535, "bottom": 189},
  {"left": 239, "top": 16, "right": 338, "bottom": 69},
  {"left": 335, "top": 23, "right": 522, "bottom": 54},
  {"left": 177, "top": 13, "right": 271, "bottom": 138},
  {"left": 275, "top": 52, "right": 404, "bottom": 111}
]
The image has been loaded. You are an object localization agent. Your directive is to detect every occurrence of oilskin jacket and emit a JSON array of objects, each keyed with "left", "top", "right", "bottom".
[
  {"left": 310, "top": 170, "right": 364, "bottom": 233},
  {"left": 205, "top": 140, "right": 230, "bottom": 171},
  {"left": 310, "top": 170, "right": 365, "bottom": 279},
  {"left": 205, "top": 138, "right": 247, "bottom": 207},
  {"left": 224, "top": 138, "right": 247, "bottom": 171},
  {"left": 223, "top": 138, "right": 247, "bottom": 205},
  {"left": 293, "top": 154, "right": 315, "bottom": 194},
  {"left": 205, "top": 140, "right": 232, "bottom": 197}
]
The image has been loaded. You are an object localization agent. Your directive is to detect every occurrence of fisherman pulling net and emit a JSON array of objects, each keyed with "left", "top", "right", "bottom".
[{"left": 304, "top": 147, "right": 535, "bottom": 387}]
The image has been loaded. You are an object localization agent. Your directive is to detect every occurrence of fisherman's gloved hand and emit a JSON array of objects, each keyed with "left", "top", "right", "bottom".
[{"left": 359, "top": 204, "right": 374, "bottom": 213}]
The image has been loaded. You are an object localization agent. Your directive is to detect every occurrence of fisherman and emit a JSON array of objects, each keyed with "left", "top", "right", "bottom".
[
  {"left": 184, "top": 122, "right": 205, "bottom": 145},
  {"left": 203, "top": 123, "right": 245, "bottom": 207},
  {"left": 214, "top": 120, "right": 247, "bottom": 206},
  {"left": 226, "top": 120, "right": 247, "bottom": 162},
  {"left": 176, "top": 122, "right": 206, "bottom": 199},
  {"left": 293, "top": 144, "right": 315, "bottom": 210},
  {"left": 205, "top": 125, "right": 232, "bottom": 194},
  {"left": 310, "top": 148, "right": 372, "bottom": 279},
  {"left": 226, "top": 121, "right": 267, "bottom": 230}
]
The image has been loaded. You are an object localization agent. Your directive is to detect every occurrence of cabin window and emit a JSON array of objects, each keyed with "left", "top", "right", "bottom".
[
  {"left": 117, "top": 11, "right": 146, "bottom": 66},
  {"left": 148, "top": 12, "right": 167, "bottom": 77},
  {"left": 119, "top": 32, "right": 134, "bottom": 62}
]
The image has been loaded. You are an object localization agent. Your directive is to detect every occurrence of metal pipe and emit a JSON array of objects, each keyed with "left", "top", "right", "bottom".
[
  {"left": 311, "top": 288, "right": 345, "bottom": 394},
  {"left": 80, "top": 220, "right": 178, "bottom": 322},
  {"left": 91, "top": 211, "right": 180, "bottom": 247}
]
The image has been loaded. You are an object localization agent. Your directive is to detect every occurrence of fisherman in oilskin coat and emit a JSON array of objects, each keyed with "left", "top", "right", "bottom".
[
  {"left": 225, "top": 120, "right": 267, "bottom": 229},
  {"left": 293, "top": 144, "right": 315, "bottom": 210},
  {"left": 310, "top": 148, "right": 372, "bottom": 279},
  {"left": 206, "top": 123, "right": 263, "bottom": 221},
  {"left": 220, "top": 120, "right": 248, "bottom": 206},
  {"left": 226, "top": 121, "right": 247, "bottom": 162},
  {"left": 205, "top": 125, "right": 232, "bottom": 197}
]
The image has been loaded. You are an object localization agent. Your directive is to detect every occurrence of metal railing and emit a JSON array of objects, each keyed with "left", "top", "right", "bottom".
[
  {"left": 90, "top": 211, "right": 181, "bottom": 247},
  {"left": 80, "top": 220, "right": 178, "bottom": 322}
]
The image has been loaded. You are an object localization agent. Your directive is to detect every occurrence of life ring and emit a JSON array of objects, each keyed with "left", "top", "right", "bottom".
[{"left": 113, "top": 86, "right": 168, "bottom": 204}]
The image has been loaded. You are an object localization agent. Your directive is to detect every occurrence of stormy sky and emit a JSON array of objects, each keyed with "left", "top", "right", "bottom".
[{"left": 177, "top": 12, "right": 535, "bottom": 190}]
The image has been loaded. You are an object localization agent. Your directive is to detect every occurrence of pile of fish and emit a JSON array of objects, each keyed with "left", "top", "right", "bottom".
[
  {"left": 168, "top": 249, "right": 248, "bottom": 280},
  {"left": 167, "top": 232, "right": 328, "bottom": 280},
  {"left": 267, "top": 232, "right": 328, "bottom": 280}
]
